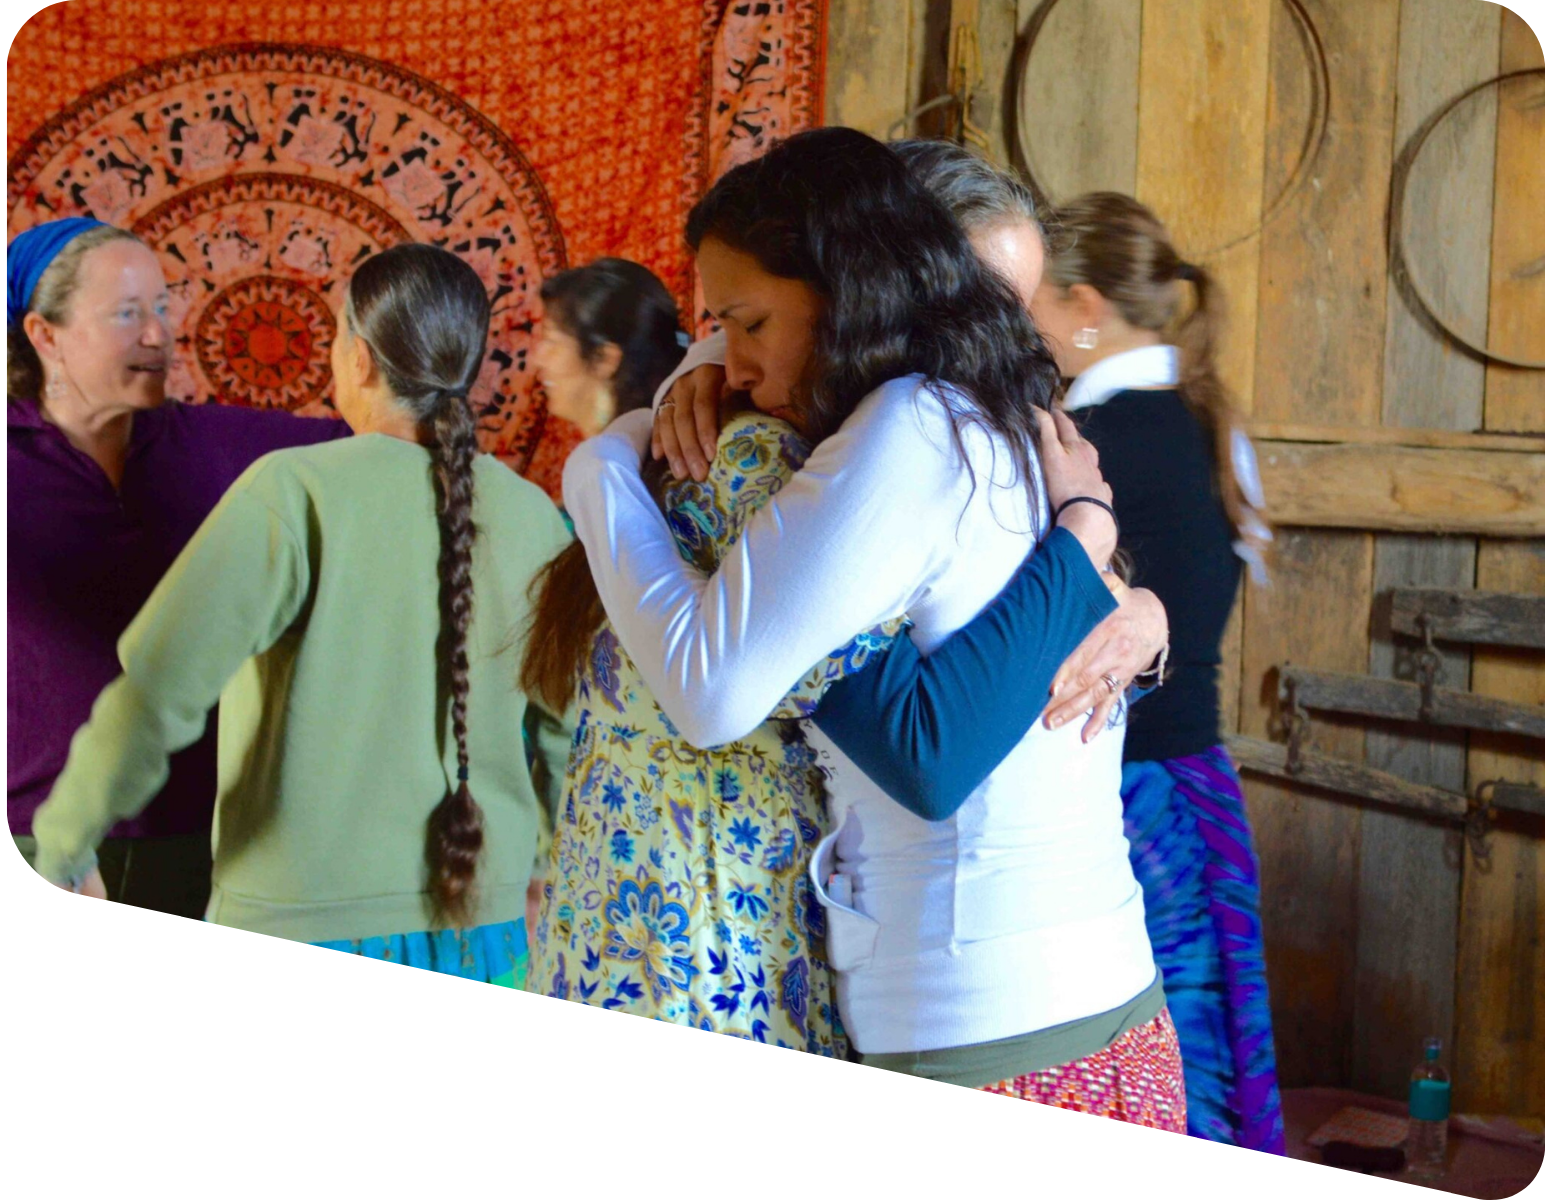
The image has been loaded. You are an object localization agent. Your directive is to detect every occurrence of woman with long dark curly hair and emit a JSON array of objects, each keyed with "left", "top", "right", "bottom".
[
  {"left": 561, "top": 127, "right": 1184, "bottom": 1127},
  {"left": 30, "top": 244, "right": 571, "bottom": 987}
]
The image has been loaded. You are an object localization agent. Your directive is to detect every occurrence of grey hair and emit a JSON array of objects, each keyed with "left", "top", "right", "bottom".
[
  {"left": 340, "top": 242, "right": 493, "bottom": 928},
  {"left": 889, "top": 139, "right": 1053, "bottom": 247},
  {"left": 8, "top": 224, "right": 144, "bottom": 400}
]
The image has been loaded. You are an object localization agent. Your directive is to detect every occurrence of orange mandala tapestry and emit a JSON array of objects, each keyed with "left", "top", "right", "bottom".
[{"left": 6, "top": 0, "right": 826, "bottom": 497}]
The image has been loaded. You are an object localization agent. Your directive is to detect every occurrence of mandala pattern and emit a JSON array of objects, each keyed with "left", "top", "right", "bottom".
[
  {"left": 8, "top": 43, "right": 566, "bottom": 470},
  {"left": 196, "top": 275, "right": 336, "bottom": 406},
  {"left": 7, "top": 6, "right": 827, "bottom": 495}
]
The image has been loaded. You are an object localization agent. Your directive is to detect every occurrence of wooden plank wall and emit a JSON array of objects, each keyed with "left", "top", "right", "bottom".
[
  {"left": 1245, "top": 0, "right": 1398, "bottom": 1089},
  {"left": 1457, "top": 7, "right": 1545, "bottom": 1117},
  {"left": 1015, "top": 0, "right": 1141, "bottom": 197},
  {"left": 824, "top": 0, "right": 1545, "bottom": 1115},
  {"left": 1354, "top": 0, "right": 1498, "bottom": 1101}
]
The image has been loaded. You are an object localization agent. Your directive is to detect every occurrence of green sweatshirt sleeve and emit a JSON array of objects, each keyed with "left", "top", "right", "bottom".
[{"left": 31, "top": 462, "right": 311, "bottom": 886}]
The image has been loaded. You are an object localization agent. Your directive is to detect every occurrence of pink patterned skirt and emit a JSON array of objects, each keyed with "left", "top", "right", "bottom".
[{"left": 981, "top": 1007, "right": 1188, "bottom": 1132}]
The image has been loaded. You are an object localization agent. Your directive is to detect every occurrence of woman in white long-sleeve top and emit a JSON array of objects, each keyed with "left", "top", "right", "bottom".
[{"left": 562, "top": 127, "right": 1185, "bottom": 1125}]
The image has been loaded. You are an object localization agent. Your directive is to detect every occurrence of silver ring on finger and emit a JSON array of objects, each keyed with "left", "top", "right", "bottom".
[{"left": 1101, "top": 673, "right": 1120, "bottom": 694}]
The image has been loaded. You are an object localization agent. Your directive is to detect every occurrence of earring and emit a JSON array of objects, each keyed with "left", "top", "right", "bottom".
[
  {"left": 44, "top": 372, "right": 65, "bottom": 405},
  {"left": 1073, "top": 327, "right": 1099, "bottom": 350}
]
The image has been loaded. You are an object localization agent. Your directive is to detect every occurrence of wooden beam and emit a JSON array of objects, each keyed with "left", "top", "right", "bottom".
[
  {"left": 1228, "top": 734, "right": 1468, "bottom": 821},
  {"left": 1246, "top": 0, "right": 1401, "bottom": 1092},
  {"left": 1388, "top": 588, "right": 1544, "bottom": 649},
  {"left": 1282, "top": 666, "right": 1544, "bottom": 738},
  {"left": 826, "top": 0, "right": 915, "bottom": 134},
  {"left": 1255, "top": 441, "right": 1544, "bottom": 535},
  {"left": 1230, "top": 735, "right": 1547, "bottom": 829},
  {"left": 1354, "top": 0, "right": 1497, "bottom": 1100},
  {"left": 1466, "top": 56, "right": 1545, "bottom": 1128},
  {"left": 1137, "top": 0, "right": 1270, "bottom": 404},
  {"left": 1484, "top": 6, "right": 1545, "bottom": 433},
  {"left": 1255, "top": 0, "right": 1398, "bottom": 427},
  {"left": 965, "top": 0, "right": 1017, "bottom": 168},
  {"left": 1483, "top": 781, "right": 1545, "bottom": 818},
  {"left": 1247, "top": 422, "right": 1542, "bottom": 454}
]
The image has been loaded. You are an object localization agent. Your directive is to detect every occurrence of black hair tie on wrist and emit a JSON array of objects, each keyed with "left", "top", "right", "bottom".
[{"left": 1053, "top": 495, "right": 1119, "bottom": 533}]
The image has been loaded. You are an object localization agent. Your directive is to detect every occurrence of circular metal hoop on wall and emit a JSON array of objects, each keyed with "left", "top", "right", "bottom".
[
  {"left": 1006, "top": 0, "right": 1331, "bottom": 260},
  {"left": 1391, "top": 67, "right": 1544, "bottom": 371}
]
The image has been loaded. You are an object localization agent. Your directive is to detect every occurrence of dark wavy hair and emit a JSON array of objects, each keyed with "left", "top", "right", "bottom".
[
  {"left": 686, "top": 126, "right": 1061, "bottom": 527},
  {"left": 538, "top": 257, "right": 683, "bottom": 415},
  {"left": 343, "top": 242, "right": 492, "bottom": 929},
  {"left": 520, "top": 258, "right": 684, "bottom": 715}
]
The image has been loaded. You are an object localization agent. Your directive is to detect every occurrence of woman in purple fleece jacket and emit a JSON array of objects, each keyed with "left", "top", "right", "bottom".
[{"left": 7, "top": 218, "right": 348, "bottom": 917}]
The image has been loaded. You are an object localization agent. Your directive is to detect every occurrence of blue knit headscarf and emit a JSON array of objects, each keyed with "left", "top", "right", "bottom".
[{"left": 7, "top": 217, "right": 108, "bottom": 330}]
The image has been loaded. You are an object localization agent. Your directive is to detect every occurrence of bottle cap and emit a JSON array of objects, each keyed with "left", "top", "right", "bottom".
[{"left": 1424, "top": 1036, "right": 1441, "bottom": 1060}]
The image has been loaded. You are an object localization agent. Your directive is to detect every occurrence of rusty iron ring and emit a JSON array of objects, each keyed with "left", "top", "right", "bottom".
[
  {"left": 1391, "top": 67, "right": 1545, "bottom": 371},
  {"left": 1006, "top": 0, "right": 1331, "bottom": 261}
]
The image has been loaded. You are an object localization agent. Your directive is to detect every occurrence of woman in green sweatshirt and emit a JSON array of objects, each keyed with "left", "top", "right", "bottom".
[{"left": 30, "top": 244, "right": 572, "bottom": 988}]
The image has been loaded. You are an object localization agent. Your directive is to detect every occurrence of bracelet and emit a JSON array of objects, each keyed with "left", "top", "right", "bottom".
[
  {"left": 1134, "top": 641, "right": 1170, "bottom": 690},
  {"left": 1053, "top": 495, "right": 1119, "bottom": 533}
]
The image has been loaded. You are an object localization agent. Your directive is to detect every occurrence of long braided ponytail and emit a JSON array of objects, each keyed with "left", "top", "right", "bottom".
[
  {"left": 340, "top": 243, "right": 492, "bottom": 927},
  {"left": 424, "top": 389, "right": 483, "bottom": 925}
]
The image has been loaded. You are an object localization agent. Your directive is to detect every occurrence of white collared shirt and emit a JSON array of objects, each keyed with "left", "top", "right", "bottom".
[
  {"left": 1061, "top": 343, "right": 1179, "bottom": 412},
  {"left": 1062, "top": 343, "right": 1271, "bottom": 583}
]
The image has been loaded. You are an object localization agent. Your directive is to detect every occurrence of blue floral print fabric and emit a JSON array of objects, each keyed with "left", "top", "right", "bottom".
[{"left": 529, "top": 413, "right": 898, "bottom": 1055}]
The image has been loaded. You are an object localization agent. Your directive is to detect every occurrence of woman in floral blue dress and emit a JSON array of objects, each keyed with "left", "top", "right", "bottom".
[{"left": 523, "top": 402, "right": 893, "bottom": 1055}]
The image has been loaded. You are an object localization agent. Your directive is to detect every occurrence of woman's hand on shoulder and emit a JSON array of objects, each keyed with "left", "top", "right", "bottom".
[
  {"left": 651, "top": 363, "right": 727, "bottom": 482},
  {"left": 1034, "top": 407, "right": 1116, "bottom": 568},
  {"left": 1042, "top": 581, "right": 1169, "bottom": 743}
]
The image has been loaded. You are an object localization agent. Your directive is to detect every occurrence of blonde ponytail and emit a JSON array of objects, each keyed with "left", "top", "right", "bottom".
[{"left": 1045, "top": 193, "right": 1271, "bottom": 581}]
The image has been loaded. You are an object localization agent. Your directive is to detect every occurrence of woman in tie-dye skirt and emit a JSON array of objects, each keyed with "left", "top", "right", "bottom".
[{"left": 1029, "top": 190, "right": 1285, "bottom": 1152}]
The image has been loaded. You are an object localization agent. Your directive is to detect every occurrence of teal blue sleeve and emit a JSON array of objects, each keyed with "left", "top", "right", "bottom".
[{"left": 811, "top": 527, "right": 1118, "bottom": 821}]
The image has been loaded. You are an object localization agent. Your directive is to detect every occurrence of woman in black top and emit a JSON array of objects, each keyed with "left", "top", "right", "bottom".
[{"left": 1029, "top": 192, "right": 1282, "bottom": 1153}]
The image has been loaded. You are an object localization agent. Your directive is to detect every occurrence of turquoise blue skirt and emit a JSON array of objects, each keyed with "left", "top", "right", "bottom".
[{"left": 313, "top": 918, "right": 529, "bottom": 989}]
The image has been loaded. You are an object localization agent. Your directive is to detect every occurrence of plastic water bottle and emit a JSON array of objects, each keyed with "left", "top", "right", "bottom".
[{"left": 1406, "top": 1036, "right": 1451, "bottom": 1178}]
